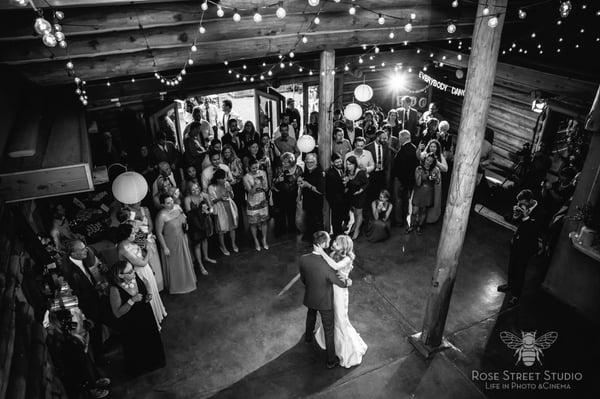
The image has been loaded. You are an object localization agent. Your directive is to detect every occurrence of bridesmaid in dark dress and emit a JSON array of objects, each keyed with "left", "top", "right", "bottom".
[
  {"left": 109, "top": 260, "right": 165, "bottom": 377},
  {"left": 344, "top": 155, "right": 369, "bottom": 240}
]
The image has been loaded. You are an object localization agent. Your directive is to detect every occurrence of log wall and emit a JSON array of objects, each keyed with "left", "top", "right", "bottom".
[
  {"left": 0, "top": 202, "right": 67, "bottom": 399},
  {"left": 432, "top": 65, "right": 597, "bottom": 174}
]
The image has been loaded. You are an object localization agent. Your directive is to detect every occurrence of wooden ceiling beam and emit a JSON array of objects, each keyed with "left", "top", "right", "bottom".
[
  {"left": 15, "top": 23, "right": 474, "bottom": 85},
  {"left": 0, "top": 0, "right": 191, "bottom": 10},
  {"left": 0, "top": 6, "right": 468, "bottom": 64},
  {"left": 0, "top": 1, "right": 448, "bottom": 39}
]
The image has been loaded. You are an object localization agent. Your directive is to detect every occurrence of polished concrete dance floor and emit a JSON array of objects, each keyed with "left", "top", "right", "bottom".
[{"left": 106, "top": 215, "right": 599, "bottom": 399}]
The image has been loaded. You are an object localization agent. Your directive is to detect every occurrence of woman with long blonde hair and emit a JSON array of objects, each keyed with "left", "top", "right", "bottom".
[{"left": 313, "top": 235, "right": 367, "bottom": 368}]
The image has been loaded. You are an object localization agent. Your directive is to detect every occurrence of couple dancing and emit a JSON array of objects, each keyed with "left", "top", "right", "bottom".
[{"left": 299, "top": 231, "right": 368, "bottom": 369}]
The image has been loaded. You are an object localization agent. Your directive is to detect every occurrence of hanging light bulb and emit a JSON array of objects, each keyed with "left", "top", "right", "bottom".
[
  {"left": 390, "top": 48, "right": 394, "bottom": 53},
  {"left": 54, "top": 31, "right": 65, "bottom": 42},
  {"left": 482, "top": 7, "right": 490, "bottom": 16},
  {"left": 299, "top": 67, "right": 303, "bottom": 72},
  {"left": 457, "top": 54, "right": 462, "bottom": 60},
  {"left": 54, "top": 10, "right": 64, "bottom": 20},
  {"left": 161, "top": 78, "right": 165, "bottom": 83},
  {"left": 289, "top": 51, "right": 295, "bottom": 58},
  {"left": 243, "top": 76, "right": 247, "bottom": 81},
  {"left": 201, "top": 1, "right": 208, "bottom": 11},
  {"left": 276, "top": 3, "right": 286, "bottom": 19},
  {"left": 559, "top": 1, "right": 572, "bottom": 18},
  {"left": 42, "top": 33, "right": 57, "bottom": 47},
  {"left": 228, "top": 69, "right": 232, "bottom": 74},
  {"left": 344, "top": 64, "right": 349, "bottom": 71},
  {"left": 349, "top": 6, "right": 356, "bottom": 15},
  {"left": 217, "top": 6, "right": 224, "bottom": 17},
  {"left": 358, "top": 57, "right": 363, "bottom": 64},
  {"left": 410, "top": 13, "right": 416, "bottom": 20},
  {"left": 423, "top": 65, "right": 428, "bottom": 71},
  {"left": 154, "top": 72, "right": 160, "bottom": 79},
  {"left": 404, "top": 23, "right": 413, "bottom": 32},
  {"left": 369, "top": 55, "right": 374, "bottom": 60},
  {"left": 378, "top": 15, "right": 385, "bottom": 25},
  {"left": 233, "top": 9, "right": 241, "bottom": 22},
  {"left": 268, "top": 70, "right": 273, "bottom": 76},
  {"left": 262, "top": 62, "right": 266, "bottom": 67},
  {"left": 82, "top": 99, "right": 88, "bottom": 106},
  {"left": 131, "top": 77, "right": 136, "bottom": 83},
  {"left": 66, "top": 61, "right": 74, "bottom": 69},
  {"left": 74, "top": 77, "right": 81, "bottom": 84},
  {"left": 59, "top": 40, "right": 67, "bottom": 48},
  {"left": 250, "top": 77, "right": 254, "bottom": 82},
  {"left": 53, "top": 24, "right": 62, "bottom": 32},
  {"left": 518, "top": 9, "right": 527, "bottom": 19},
  {"left": 260, "top": 75, "right": 265, "bottom": 80},
  {"left": 308, "top": 0, "right": 320, "bottom": 6},
  {"left": 34, "top": 17, "right": 52, "bottom": 35},
  {"left": 199, "top": 25, "right": 206, "bottom": 34},
  {"left": 191, "top": 44, "right": 197, "bottom": 52},
  {"left": 389, "top": 31, "right": 395, "bottom": 39},
  {"left": 331, "top": 70, "right": 336, "bottom": 75},
  {"left": 106, "top": 81, "right": 111, "bottom": 87},
  {"left": 177, "top": 75, "right": 182, "bottom": 81},
  {"left": 236, "top": 73, "right": 240, "bottom": 78},
  {"left": 487, "top": 16, "right": 498, "bottom": 28},
  {"left": 288, "top": 61, "right": 292, "bottom": 67},
  {"left": 334, "top": 0, "right": 341, "bottom": 2},
  {"left": 253, "top": 10, "right": 262, "bottom": 23},
  {"left": 302, "top": 35, "right": 308, "bottom": 43},
  {"left": 12, "top": 0, "right": 27, "bottom": 5},
  {"left": 451, "top": 0, "right": 459, "bottom": 8},
  {"left": 447, "top": 22, "right": 456, "bottom": 33},
  {"left": 75, "top": 88, "right": 81, "bottom": 94},
  {"left": 188, "top": 58, "right": 194, "bottom": 65},
  {"left": 224, "top": 60, "right": 229, "bottom": 65},
  {"left": 314, "top": 16, "right": 320, "bottom": 24},
  {"left": 278, "top": 54, "right": 283, "bottom": 59},
  {"left": 243, "top": 64, "right": 247, "bottom": 69},
  {"left": 280, "top": 62, "right": 285, "bottom": 68}
]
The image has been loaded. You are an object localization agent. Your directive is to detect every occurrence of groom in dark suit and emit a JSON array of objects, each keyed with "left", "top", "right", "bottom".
[{"left": 299, "top": 231, "right": 352, "bottom": 368}]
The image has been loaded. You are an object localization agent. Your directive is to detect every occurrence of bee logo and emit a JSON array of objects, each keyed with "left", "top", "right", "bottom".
[{"left": 500, "top": 331, "right": 558, "bottom": 366}]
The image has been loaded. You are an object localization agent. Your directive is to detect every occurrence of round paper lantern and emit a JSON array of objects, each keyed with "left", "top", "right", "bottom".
[
  {"left": 112, "top": 171, "right": 148, "bottom": 205},
  {"left": 354, "top": 84, "right": 373, "bottom": 102},
  {"left": 297, "top": 134, "right": 316, "bottom": 153},
  {"left": 344, "top": 103, "right": 363, "bottom": 121}
]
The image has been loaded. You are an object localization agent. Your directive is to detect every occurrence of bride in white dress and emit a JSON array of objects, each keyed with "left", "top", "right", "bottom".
[{"left": 314, "top": 235, "right": 367, "bottom": 368}]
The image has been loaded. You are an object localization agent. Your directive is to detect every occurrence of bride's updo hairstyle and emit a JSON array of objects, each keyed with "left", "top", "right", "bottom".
[{"left": 334, "top": 235, "right": 355, "bottom": 260}]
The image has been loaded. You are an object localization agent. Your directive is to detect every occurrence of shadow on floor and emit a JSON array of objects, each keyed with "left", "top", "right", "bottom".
[{"left": 209, "top": 340, "right": 353, "bottom": 399}]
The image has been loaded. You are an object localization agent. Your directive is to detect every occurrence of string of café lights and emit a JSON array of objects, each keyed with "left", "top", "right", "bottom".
[{"left": 14, "top": 0, "right": 588, "bottom": 106}]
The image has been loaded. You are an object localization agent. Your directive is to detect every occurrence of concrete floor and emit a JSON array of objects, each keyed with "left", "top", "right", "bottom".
[{"left": 104, "top": 214, "right": 600, "bottom": 399}]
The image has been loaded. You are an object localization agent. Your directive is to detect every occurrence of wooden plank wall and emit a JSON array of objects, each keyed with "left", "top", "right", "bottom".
[{"left": 432, "top": 66, "right": 596, "bottom": 173}]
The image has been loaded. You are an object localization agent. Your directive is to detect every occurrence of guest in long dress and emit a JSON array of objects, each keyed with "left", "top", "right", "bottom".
[
  {"left": 208, "top": 168, "right": 239, "bottom": 256},
  {"left": 345, "top": 156, "right": 369, "bottom": 240},
  {"left": 408, "top": 153, "right": 441, "bottom": 235},
  {"left": 109, "top": 260, "right": 165, "bottom": 377},
  {"left": 155, "top": 193, "right": 197, "bottom": 294},
  {"left": 272, "top": 152, "right": 302, "bottom": 235},
  {"left": 240, "top": 121, "right": 260, "bottom": 152},
  {"left": 418, "top": 139, "right": 448, "bottom": 224},
  {"left": 222, "top": 144, "right": 245, "bottom": 231},
  {"left": 365, "top": 189, "right": 393, "bottom": 242},
  {"left": 183, "top": 182, "right": 215, "bottom": 273},
  {"left": 122, "top": 202, "right": 164, "bottom": 291},
  {"left": 383, "top": 109, "right": 402, "bottom": 150},
  {"left": 243, "top": 158, "right": 270, "bottom": 251},
  {"left": 116, "top": 224, "right": 167, "bottom": 329}
]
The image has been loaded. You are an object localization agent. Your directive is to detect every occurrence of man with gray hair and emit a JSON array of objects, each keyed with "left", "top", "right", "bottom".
[{"left": 391, "top": 130, "right": 419, "bottom": 227}]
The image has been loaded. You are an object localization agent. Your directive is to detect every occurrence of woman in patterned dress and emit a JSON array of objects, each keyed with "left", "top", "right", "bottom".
[{"left": 243, "top": 157, "right": 270, "bottom": 251}]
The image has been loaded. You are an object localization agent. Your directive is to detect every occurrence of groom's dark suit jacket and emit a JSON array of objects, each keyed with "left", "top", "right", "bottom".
[{"left": 299, "top": 253, "right": 348, "bottom": 310}]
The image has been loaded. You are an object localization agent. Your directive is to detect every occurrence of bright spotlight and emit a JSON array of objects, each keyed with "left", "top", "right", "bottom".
[{"left": 389, "top": 73, "right": 407, "bottom": 90}]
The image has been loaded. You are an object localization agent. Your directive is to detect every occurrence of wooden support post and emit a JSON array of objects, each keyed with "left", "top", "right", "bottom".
[
  {"left": 409, "top": 0, "right": 507, "bottom": 357},
  {"left": 318, "top": 50, "right": 335, "bottom": 232}
]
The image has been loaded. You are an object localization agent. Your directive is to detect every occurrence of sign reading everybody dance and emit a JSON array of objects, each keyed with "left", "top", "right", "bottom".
[{"left": 418, "top": 71, "right": 465, "bottom": 97}]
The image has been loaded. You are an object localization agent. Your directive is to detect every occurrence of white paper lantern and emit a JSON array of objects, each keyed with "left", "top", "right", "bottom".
[
  {"left": 112, "top": 171, "right": 148, "bottom": 204},
  {"left": 297, "top": 134, "right": 316, "bottom": 153},
  {"left": 354, "top": 84, "right": 373, "bottom": 102},
  {"left": 344, "top": 103, "right": 363, "bottom": 121}
]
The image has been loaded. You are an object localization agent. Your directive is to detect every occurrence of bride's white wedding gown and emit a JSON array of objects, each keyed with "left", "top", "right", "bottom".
[{"left": 314, "top": 255, "right": 367, "bottom": 368}]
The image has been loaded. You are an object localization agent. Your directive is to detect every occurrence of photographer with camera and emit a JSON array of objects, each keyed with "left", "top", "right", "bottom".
[{"left": 497, "top": 189, "right": 542, "bottom": 305}]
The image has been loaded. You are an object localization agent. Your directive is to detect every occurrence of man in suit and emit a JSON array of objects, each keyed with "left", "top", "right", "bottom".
[
  {"left": 397, "top": 96, "right": 420, "bottom": 141},
  {"left": 300, "top": 231, "right": 352, "bottom": 369},
  {"left": 498, "top": 190, "right": 542, "bottom": 305},
  {"left": 391, "top": 130, "right": 420, "bottom": 227},
  {"left": 344, "top": 118, "right": 363, "bottom": 145},
  {"left": 221, "top": 118, "right": 244, "bottom": 155},
  {"left": 365, "top": 130, "right": 395, "bottom": 205},
  {"left": 220, "top": 99, "right": 243, "bottom": 139},
  {"left": 150, "top": 132, "right": 181, "bottom": 172},
  {"left": 61, "top": 240, "right": 103, "bottom": 359},
  {"left": 325, "top": 153, "right": 348, "bottom": 237}
]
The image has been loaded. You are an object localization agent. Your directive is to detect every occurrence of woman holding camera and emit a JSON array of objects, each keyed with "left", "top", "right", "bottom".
[
  {"left": 109, "top": 260, "right": 165, "bottom": 376},
  {"left": 408, "top": 153, "right": 441, "bottom": 235}
]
